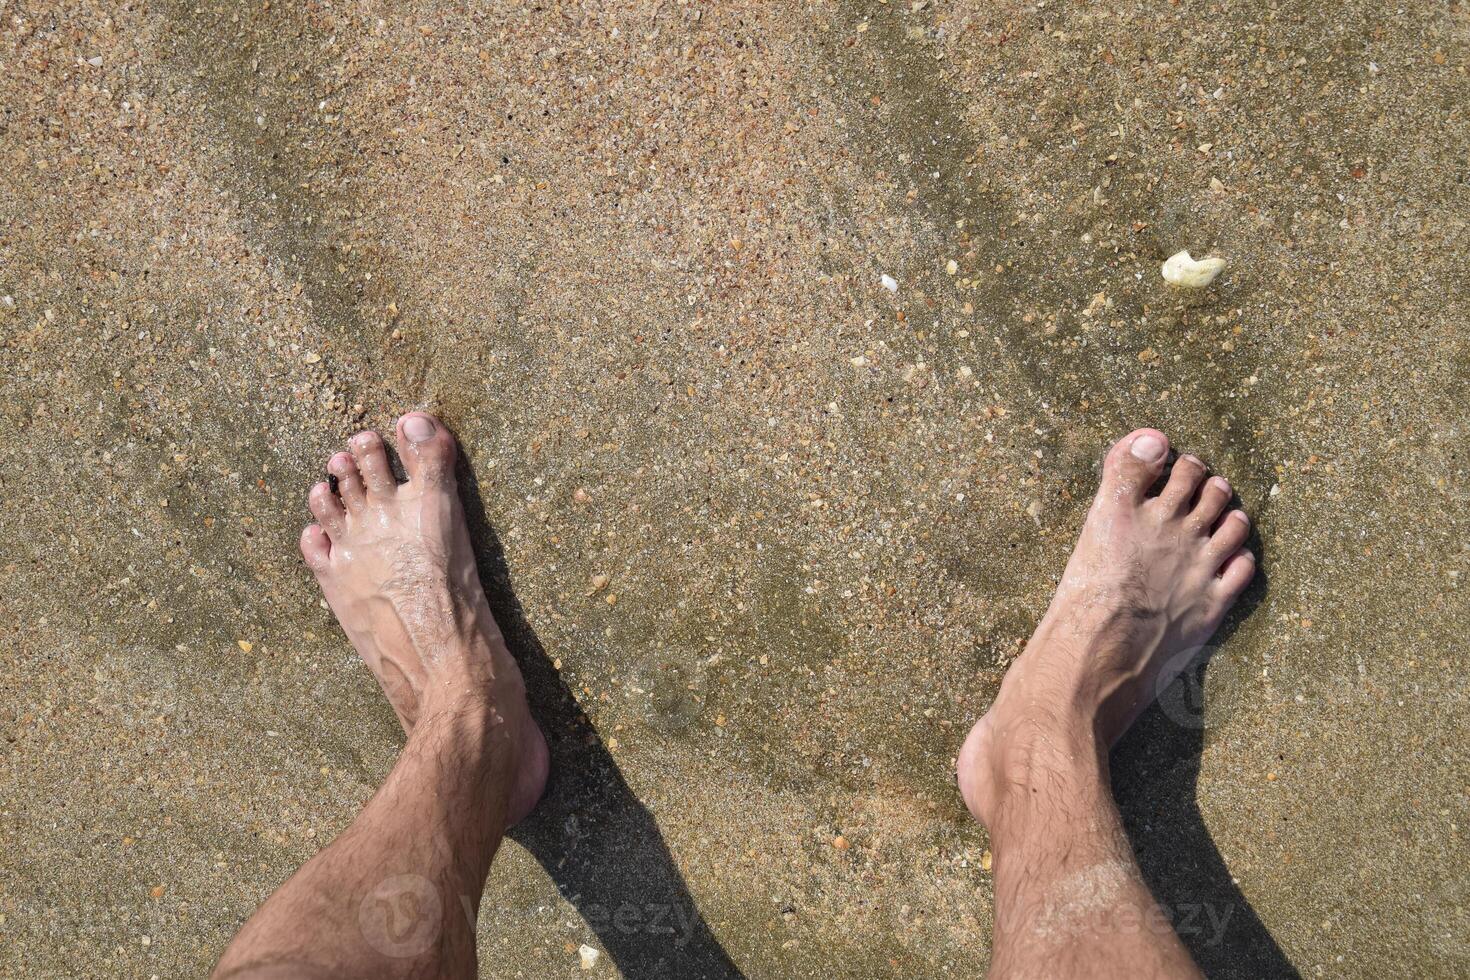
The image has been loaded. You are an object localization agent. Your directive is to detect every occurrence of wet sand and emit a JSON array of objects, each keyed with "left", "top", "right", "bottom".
[{"left": 1, "top": 1, "right": 1466, "bottom": 976}]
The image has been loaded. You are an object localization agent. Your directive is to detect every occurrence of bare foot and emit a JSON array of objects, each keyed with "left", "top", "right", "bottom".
[
  {"left": 299, "top": 412, "right": 548, "bottom": 827},
  {"left": 957, "top": 428, "right": 1254, "bottom": 829}
]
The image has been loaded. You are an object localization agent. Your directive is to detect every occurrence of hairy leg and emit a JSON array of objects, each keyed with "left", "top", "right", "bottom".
[
  {"left": 215, "top": 700, "right": 519, "bottom": 980},
  {"left": 214, "top": 414, "right": 547, "bottom": 980},
  {"left": 959, "top": 429, "right": 1254, "bottom": 979}
]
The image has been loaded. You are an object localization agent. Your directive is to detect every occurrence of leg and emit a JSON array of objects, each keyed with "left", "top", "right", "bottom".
[
  {"left": 214, "top": 413, "right": 548, "bottom": 980},
  {"left": 958, "top": 429, "right": 1255, "bottom": 979}
]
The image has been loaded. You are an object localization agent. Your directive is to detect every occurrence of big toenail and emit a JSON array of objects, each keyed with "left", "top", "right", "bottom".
[
  {"left": 1130, "top": 434, "right": 1166, "bottom": 463},
  {"left": 403, "top": 415, "right": 436, "bottom": 443}
]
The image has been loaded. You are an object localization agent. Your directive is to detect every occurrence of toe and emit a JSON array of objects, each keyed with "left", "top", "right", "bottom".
[
  {"left": 1208, "top": 509, "right": 1251, "bottom": 561},
  {"left": 308, "top": 481, "right": 346, "bottom": 535},
  {"left": 300, "top": 524, "right": 331, "bottom": 570},
  {"left": 1098, "top": 428, "right": 1170, "bottom": 504},
  {"left": 349, "top": 430, "right": 397, "bottom": 495},
  {"left": 1215, "top": 547, "right": 1256, "bottom": 597},
  {"left": 395, "top": 412, "right": 457, "bottom": 486},
  {"left": 1189, "top": 476, "right": 1234, "bottom": 530},
  {"left": 1156, "top": 454, "right": 1207, "bottom": 514},
  {"left": 328, "top": 452, "right": 366, "bottom": 510}
]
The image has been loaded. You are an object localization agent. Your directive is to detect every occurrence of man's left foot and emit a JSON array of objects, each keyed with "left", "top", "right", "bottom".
[{"left": 299, "top": 412, "right": 548, "bottom": 827}]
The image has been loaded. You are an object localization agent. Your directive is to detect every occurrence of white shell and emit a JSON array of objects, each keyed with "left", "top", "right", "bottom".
[
  {"left": 579, "top": 944, "right": 601, "bottom": 970},
  {"left": 1161, "top": 250, "right": 1227, "bottom": 288},
  {"left": 880, "top": 274, "right": 899, "bottom": 292}
]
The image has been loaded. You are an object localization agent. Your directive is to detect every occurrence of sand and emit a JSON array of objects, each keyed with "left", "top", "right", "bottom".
[{"left": 1, "top": 0, "right": 1466, "bottom": 976}]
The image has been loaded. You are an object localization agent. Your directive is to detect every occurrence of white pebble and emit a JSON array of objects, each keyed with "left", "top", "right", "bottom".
[
  {"left": 1161, "top": 250, "right": 1227, "bottom": 289},
  {"left": 880, "top": 274, "right": 898, "bottom": 292},
  {"left": 579, "top": 944, "right": 600, "bottom": 970}
]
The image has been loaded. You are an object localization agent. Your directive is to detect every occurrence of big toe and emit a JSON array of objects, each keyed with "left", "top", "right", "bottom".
[
  {"left": 1099, "top": 428, "right": 1170, "bottom": 504},
  {"left": 395, "top": 412, "right": 457, "bottom": 486}
]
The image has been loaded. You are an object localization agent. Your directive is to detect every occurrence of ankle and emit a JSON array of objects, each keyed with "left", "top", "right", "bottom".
[
  {"left": 1002, "top": 718, "right": 1106, "bottom": 784},
  {"left": 405, "top": 673, "right": 546, "bottom": 829},
  {"left": 413, "top": 684, "right": 525, "bottom": 762},
  {"left": 1009, "top": 619, "right": 1150, "bottom": 746},
  {"left": 958, "top": 697, "right": 1109, "bottom": 832}
]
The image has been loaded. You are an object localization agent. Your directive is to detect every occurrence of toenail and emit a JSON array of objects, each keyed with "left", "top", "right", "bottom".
[
  {"left": 1211, "top": 477, "right": 1231, "bottom": 492},
  {"left": 1231, "top": 510, "right": 1250, "bottom": 525},
  {"left": 403, "top": 415, "right": 436, "bottom": 444},
  {"left": 1130, "top": 434, "right": 1166, "bottom": 463}
]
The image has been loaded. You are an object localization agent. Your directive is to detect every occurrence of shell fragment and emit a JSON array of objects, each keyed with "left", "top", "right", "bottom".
[{"left": 1161, "top": 250, "right": 1227, "bottom": 288}]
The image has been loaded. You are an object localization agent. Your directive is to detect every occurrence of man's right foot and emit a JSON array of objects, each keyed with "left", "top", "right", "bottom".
[{"left": 957, "top": 428, "right": 1255, "bottom": 829}]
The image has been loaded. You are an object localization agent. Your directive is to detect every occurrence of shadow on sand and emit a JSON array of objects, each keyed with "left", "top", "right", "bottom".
[
  {"left": 454, "top": 441, "right": 1289, "bottom": 979},
  {"left": 1112, "top": 526, "right": 1300, "bottom": 980},
  {"left": 455, "top": 453, "right": 745, "bottom": 980}
]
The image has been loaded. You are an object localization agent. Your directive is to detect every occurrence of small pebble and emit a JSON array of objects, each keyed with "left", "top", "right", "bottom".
[
  {"left": 880, "top": 274, "right": 898, "bottom": 292},
  {"left": 578, "top": 944, "right": 600, "bottom": 970}
]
